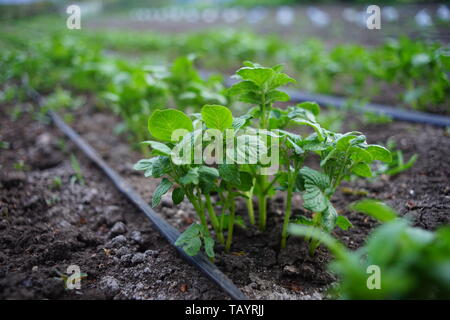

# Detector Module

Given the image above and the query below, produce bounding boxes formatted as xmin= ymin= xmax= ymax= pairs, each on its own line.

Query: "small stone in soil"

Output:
xmin=107 ymin=235 xmax=127 ymax=248
xmin=130 ymin=231 xmax=143 ymax=244
xmin=131 ymin=253 xmax=145 ymax=265
xmin=109 ymin=222 xmax=127 ymax=237
xmin=144 ymin=250 xmax=159 ymax=258
xmin=99 ymin=276 xmax=121 ymax=296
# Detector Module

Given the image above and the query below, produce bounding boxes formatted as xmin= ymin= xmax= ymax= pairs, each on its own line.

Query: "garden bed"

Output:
xmin=70 ymin=102 xmax=449 ymax=299
xmin=2 ymin=94 xmax=450 ymax=299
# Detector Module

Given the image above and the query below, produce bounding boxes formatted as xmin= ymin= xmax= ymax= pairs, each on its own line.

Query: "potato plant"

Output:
xmin=289 ymin=200 xmax=450 ymax=299
xmin=135 ymin=62 xmax=392 ymax=259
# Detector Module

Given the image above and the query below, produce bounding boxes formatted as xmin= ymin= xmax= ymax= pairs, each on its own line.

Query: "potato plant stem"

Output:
xmin=187 ymin=190 xmax=209 ymax=236
xmin=225 ymin=197 xmax=236 ymax=253
xmin=281 ymin=173 xmax=295 ymax=249
xmin=205 ymin=193 xmax=224 ymax=244
xmin=245 ymin=189 xmax=255 ymax=225
xmin=258 ymin=175 xmax=268 ymax=231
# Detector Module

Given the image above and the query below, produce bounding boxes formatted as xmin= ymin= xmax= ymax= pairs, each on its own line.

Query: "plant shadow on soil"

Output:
xmin=1 ymin=102 xmax=449 ymax=299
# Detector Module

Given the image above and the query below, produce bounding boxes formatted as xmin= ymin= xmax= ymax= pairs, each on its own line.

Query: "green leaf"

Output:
xmin=351 ymin=162 xmax=373 ymax=177
xmin=237 ymin=67 xmax=275 ymax=87
xmin=148 ymin=109 xmax=193 ymax=142
xmin=218 ymin=164 xmax=241 ymax=185
xmin=292 ymin=118 xmax=325 ymax=141
xmin=175 ymin=223 xmax=203 ymax=256
xmin=152 ymin=178 xmax=173 ymax=207
xmin=134 ymin=156 xmax=170 ymax=178
xmin=366 ymin=145 xmax=392 ymax=163
xmin=336 ymin=215 xmax=353 ymax=231
xmin=141 ymin=141 xmax=172 ymax=156
xmin=299 ymin=167 xmax=331 ymax=213
xmin=180 ymin=167 xmax=200 ymax=185
xmin=184 ymin=237 xmax=202 ymax=256
xmin=349 ymin=199 xmax=398 ymax=222
xmin=198 ymin=165 xmax=219 ymax=180
xmin=227 ymin=80 xmax=259 ymax=96
xmin=269 ymin=72 xmax=296 ymax=89
xmin=172 ymin=187 xmax=185 ymax=205
xmin=238 ymin=171 xmax=254 ymax=191
xmin=350 ymin=146 xmax=373 ymax=163
xmin=235 ymin=134 xmax=266 ymax=163
xmin=266 ymin=90 xmax=290 ymax=103
xmin=201 ymin=104 xmax=233 ymax=131
xmin=297 ymin=101 xmax=320 ymax=116
xmin=203 ymin=236 xmax=215 ymax=258
xmin=322 ymin=204 xmax=338 ymax=232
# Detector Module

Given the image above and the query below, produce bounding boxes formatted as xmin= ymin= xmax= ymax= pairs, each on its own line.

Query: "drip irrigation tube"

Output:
xmin=220 ymin=75 xmax=450 ymax=128
xmin=26 ymin=88 xmax=247 ymax=300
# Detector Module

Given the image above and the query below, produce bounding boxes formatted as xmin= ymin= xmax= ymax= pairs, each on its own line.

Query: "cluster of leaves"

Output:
xmin=289 ymin=199 xmax=450 ymax=299
xmin=135 ymin=62 xmax=392 ymax=258
xmin=102 ymin=55 xmax=226 ymax=151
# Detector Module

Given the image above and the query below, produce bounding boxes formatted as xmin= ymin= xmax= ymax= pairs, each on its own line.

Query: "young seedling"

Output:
xmin=294 ymin=128 xmax=392 ymax=254
xmin=70 ymin=154 xmax=85 ymax=185
xmin=227 ymin=61 xmax=295 ymax=231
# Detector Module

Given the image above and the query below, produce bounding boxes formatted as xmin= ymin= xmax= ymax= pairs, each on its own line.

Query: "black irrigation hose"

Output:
xmin=285 ymin=89 xmax=450 ymax=128
xmin=26 ymin=88 xmax=247 ymax=300
xmin=220 ymin=76 xmax=450 ymax=128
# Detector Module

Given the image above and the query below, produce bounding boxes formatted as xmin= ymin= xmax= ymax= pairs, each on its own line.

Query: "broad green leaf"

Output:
xmin=237 ymin=67 xmax=275 ymax=87
xmin=350 ymin=146 xmax=373 ymax=163
xmin=366 ymin=145 xmax=392 ymax=163
xmin=141 ymin=141 xmax=172 ymax=156
xmin=350 ymin=199 xmax=398 ymax=222
xmin=148 ymin=109 xmax=193 ymax=142
xmin=299 ymin=167 xmax=331 ymax=213
xmin=201 ymin=104 xmax=233 ymax=131
xmin=152 ymin=178 xmax=173 ymax=207
xmin=172 ymin=187 xmax=185 ymax=205
xmin=351 ymin=162 xmax=373 ymax=177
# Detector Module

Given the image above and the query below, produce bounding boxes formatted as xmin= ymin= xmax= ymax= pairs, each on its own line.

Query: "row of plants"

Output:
xmin=1 ymin=19 xmax=449 ymax=113
xmin=134 ymin=62 xmax=393 ymax=257
xmin=1 ymin=25 xmax=444 ymax=299
xmin=81 ymin=28 xmax=449 ymax=113
xmin=132 ymin=62 xmax=449 ymax=299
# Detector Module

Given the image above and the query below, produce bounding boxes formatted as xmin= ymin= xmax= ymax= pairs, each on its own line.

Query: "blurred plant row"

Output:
xmin=1 ymin=22 xmax=449 ymax=114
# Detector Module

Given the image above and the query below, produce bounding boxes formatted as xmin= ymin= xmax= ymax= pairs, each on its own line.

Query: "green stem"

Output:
xmin=205 ymin=193 xmax=224 ymax=244
xmin=186 ymin=189 xmax=209 ymax=236
xmin=257 ymin=175 xmax=268 ymax=231
xmin=225 ymin=195 xmax=236 ymax=253
xmin=281 ymin=173 xmax=295 ymax=249
xmin=245 ymin=180 xmax=255 ymax=225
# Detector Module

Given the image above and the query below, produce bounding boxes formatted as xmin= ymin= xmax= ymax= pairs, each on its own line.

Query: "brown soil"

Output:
xmin=1 ymin=99 xmax=449 ymax=299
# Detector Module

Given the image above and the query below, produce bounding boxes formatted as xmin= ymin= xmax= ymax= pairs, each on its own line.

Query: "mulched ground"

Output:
xmin=1 ymin=99 xmax=449 ymax=299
